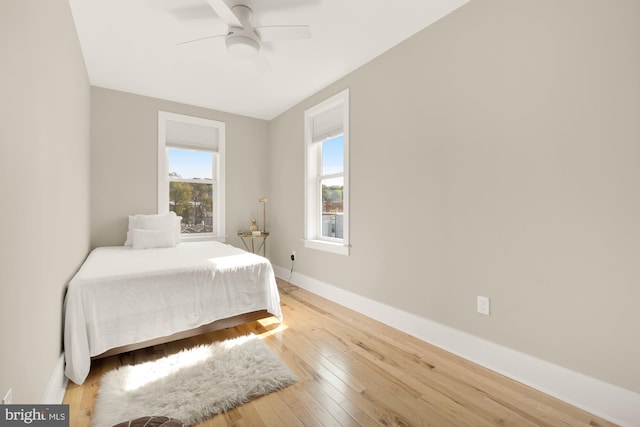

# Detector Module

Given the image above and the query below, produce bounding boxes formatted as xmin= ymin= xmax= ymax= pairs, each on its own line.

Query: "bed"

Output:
xmin=63 ymin=240 xmax=282 ymax=385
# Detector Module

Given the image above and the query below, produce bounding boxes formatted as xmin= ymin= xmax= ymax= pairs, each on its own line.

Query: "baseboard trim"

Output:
xmin=274 ymin=265 xmax=640 ymax=427
xmin=41 ymin=353 xmax=68 ymax=404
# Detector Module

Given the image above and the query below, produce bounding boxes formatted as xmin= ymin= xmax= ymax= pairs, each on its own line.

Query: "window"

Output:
xmin=304 ymin=89 xmax=350 ymax=255
xmin=158 ymin=112 xmax=225 ymax=241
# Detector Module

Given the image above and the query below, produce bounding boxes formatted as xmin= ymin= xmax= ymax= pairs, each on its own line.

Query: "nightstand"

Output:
xmin=237 ymin=231 xmax=270 ymax=256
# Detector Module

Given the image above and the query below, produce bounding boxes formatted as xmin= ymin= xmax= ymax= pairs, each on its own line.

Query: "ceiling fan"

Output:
xmin=179 ymin=0 xmax=312 ymax=69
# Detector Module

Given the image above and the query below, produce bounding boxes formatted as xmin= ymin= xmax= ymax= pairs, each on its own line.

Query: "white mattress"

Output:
xmin=64 ymin=241 xmax=282 ymax=385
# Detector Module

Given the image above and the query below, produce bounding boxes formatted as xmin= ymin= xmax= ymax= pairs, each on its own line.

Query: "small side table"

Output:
xmin=237 ymin=231 xmax=270 ymax=256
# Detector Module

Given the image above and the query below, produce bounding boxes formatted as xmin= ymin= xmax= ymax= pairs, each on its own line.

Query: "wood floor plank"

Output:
xmin=277 ymin=386 xmax=332 ymax=426
xmin=63 ymin=279 xmax=618 ymax=427
xmin=251 ymin=392 xmax=305 ymax=427
xmin=196 ymin=412 xmax=228 ymax=427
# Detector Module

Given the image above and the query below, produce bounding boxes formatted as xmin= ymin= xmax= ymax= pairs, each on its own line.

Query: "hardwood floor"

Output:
xmin=63 ymin=279 xmax=617 ymax=427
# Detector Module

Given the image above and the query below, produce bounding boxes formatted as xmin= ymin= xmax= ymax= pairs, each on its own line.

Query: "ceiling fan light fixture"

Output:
xmin=226 ymin=35 xmax=260 ymax=59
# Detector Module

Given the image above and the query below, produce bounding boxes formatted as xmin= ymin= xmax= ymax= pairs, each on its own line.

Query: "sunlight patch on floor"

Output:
xmin=123 ymin=344 xmax=214 ymax=391
xmin=121 ymin=335 xmax=256 ymax=391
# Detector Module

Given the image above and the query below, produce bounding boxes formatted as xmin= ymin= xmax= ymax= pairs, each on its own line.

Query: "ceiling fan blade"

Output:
xmin=206 ymin=0 xmax=242 ymax=27
xmin=255 ymin=25 xmax=311 ymax=42
xmin=177 ymin=34 xmax=226 ymax=46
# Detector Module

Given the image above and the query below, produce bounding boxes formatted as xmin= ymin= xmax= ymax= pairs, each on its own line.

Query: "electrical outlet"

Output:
xmin=477 ymin=296 xmax=490 ymax=315
xmin=290 ymin=250 xmax=295 ymax=261
xmin=3 ymin=388 xmax=12 ymax=404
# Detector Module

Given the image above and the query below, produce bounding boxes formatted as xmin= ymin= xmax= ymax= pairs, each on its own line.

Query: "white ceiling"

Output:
xmin=69 ymin=0 xmax=470 ymax=120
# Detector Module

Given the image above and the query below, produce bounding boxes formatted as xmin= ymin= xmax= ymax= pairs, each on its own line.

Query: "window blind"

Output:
xmin=311 ymin=104 xmax=343 ymax=143
xmin=166 ymin=120 xmax=219 ymax=151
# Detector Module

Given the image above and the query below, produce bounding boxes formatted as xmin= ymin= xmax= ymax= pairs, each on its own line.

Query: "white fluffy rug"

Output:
xmin=92 ymin=335 xmax=296 ymax=427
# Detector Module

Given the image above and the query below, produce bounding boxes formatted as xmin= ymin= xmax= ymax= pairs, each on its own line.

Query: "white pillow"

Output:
xmin=131 ymin=228 xmax=176 ymax=249
xmin=124 ymin=212 xmax=181 ymax=245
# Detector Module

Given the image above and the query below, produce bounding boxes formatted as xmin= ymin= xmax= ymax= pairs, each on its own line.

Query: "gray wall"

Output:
xmin=90 ymin=87 xmax=270 ymax=250
xmin=0 ymin=0 xmax=91 ymax=403
xmin=268 ymin=0 xmax=640 ymax=393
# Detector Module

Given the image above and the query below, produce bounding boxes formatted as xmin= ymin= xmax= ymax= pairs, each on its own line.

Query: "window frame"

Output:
xmin=304 ymin=89 xmax=350 ymax=255
xmin=158 ymin=111 xmax=226 ymax=242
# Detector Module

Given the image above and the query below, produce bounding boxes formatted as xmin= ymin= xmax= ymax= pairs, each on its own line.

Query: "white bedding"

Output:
xmin=64 ymin=241 xmax=282 ymax=385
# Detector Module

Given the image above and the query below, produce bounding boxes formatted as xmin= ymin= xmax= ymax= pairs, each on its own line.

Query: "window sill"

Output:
xmin=303 ymin=239 xmax=350 ymax=256
xmin=180 ymin=234 xmax=226 ymax=243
